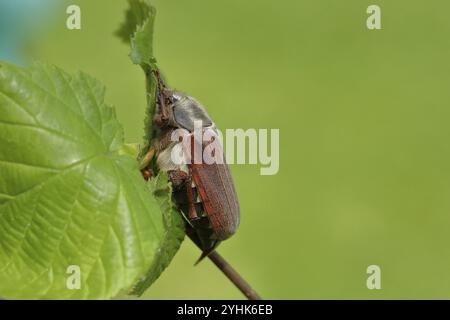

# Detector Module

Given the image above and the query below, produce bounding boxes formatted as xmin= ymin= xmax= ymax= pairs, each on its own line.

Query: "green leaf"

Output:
xmin=130 ymin=172 xmax=185 ymax=296
xmin=117 ymin=0 xmax=159 ymax=158
xmin=0 ymin=61 xmax=181 ymax=299
xmin=116 ymin=0 xmax=157 ymax=70
xmin=119 ymin=143 xmax=140 ymax=158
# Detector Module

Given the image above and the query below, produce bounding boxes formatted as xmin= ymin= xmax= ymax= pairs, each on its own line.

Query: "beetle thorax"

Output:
xmin=169 ymin=91 xmax=215 ymax=131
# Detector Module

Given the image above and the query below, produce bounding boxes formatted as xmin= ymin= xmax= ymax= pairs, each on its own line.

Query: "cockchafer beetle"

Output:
xmin=140 ymin=71 xmax=240 ymax=263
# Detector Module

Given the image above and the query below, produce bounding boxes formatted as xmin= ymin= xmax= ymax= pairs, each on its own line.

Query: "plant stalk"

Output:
xmin=207 ymin=250 xmax=262 ymax=300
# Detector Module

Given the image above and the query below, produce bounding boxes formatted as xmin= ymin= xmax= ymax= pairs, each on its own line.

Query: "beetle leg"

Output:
xmin=154 ymin=94 xmax=169 ymax=126
xmin=154 ymin=70 xmax=170 ymax=125
xmin=158 ymin=92 xmax=169 ymax=122
xmin=185 ymin=166 xmax=201 ymax=221
xmin=185 ymin=176 xmax=200 ymax=221
xmin=141 ymin=169 xmax=153 ymax=181
xmin=139 ymin=147 xmax=156 ymax=170
xmin=168 ymin=170 xmax=189 ymax=188
xmin=169 ymin=170 xmax=200 ymax=221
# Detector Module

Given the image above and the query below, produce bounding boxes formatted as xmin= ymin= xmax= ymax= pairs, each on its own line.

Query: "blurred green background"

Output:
xmin=8 ymin=0 xmax=450 ymax=299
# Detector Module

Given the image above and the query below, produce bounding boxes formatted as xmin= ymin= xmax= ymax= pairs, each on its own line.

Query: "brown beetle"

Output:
xmin=140 ymin=72 xmax=240 ymax=263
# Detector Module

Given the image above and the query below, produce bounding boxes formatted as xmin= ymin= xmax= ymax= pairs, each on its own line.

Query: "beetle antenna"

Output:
xmin=154 ymin=69 xmax=167 ymax=89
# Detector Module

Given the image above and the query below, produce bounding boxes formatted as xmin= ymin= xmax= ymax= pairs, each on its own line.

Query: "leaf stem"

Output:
xmin=207 ymin=250 xmax=262 ymax=300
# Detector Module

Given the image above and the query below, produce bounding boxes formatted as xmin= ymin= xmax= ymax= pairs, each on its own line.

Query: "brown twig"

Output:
xmin=207 ymin=250 xmax=262 ymax=300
